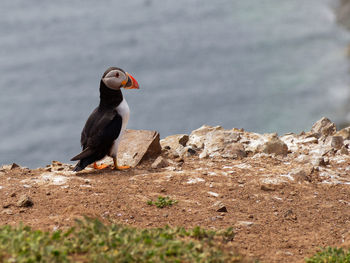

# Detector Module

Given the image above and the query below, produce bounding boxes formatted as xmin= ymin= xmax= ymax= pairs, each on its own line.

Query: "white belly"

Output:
xmin=109 ymin=98 xmax=130 ymax=157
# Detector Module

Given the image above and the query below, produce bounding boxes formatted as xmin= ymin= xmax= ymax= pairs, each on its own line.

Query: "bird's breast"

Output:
xmin=116 ymin=98 xmax=130 ymax=127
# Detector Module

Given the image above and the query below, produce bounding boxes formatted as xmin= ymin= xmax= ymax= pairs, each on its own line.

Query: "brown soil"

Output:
xmin=1 ymin=154 xmax=350 ymax=263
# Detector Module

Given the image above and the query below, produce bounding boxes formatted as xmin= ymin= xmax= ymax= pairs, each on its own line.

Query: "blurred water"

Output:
xmin=0 ymin=0 xmax=349 ymax=168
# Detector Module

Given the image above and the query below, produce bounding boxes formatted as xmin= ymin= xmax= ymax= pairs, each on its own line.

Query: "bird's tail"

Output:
xmin=73 ymin=159 xmax=91 ymax=172
xmin=71 ymin=147 xmax=95 ymax=172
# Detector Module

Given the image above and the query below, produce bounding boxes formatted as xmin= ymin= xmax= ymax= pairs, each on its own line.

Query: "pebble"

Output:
xmin=151 ymin=156 xmax=169 ymax=169
xmin=17 ymin=195 xmax=33 ymax=207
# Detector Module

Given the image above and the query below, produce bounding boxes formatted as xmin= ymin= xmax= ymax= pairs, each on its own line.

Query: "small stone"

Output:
xmin=217 ymin=206 xmax=228 ymax=213
xmin=312 ymin=157 xmax=326 ymax=166
xmin=237 ymin=221 xmax=254 ymax=227
xmin=151 ymin=156 xmax=169 ymax=169
xmin=17 ymin=195 xmax=33 ymax=207
xmin=208 ymin=191 xmax=220 ymax=197
xmin=290 ymin=168 xmax=312 ymax=182
xmin=1 ymin=209 xmax=13 ymax=215
xmin=260 ymin=177 xmax=287 ymax=191
xmin=52 ymin=161 xmax=63 ymax=166
xmin=2 ymin=204 xmax=11 ymax=209
xmin=178 ymin=146 xmax=197 ymax=158
xmin=263 ymin=138 xmax=288 ymax=156
xmin=335 ymin=127 xmax=350 ymax=140
xmin=340 ymin=146 xmax=349 ymax=155
xmin=284 ymin=209 xmax=297 ymax=221
xmin=311 ymin=117 xmax=336 ymax=138
xmin=261 ymin=184 xmax=276 ymax=191
xmin=10 ymin=163 xmax=20 ymax=170
xmin=331 ymin=136 xmax=344 ymax=150
xmin=199 ymin=150 xmax=209 ymax=159
xmin=2 ymin=163 xmax=20 ymax=171
xmin=10 ymin=192 xmax=16 ymax=197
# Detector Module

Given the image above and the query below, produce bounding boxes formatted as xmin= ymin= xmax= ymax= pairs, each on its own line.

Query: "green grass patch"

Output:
xmin=0 ymin=217 xmax=250 ymax=262
xmin=147 ymin=196 xmax=178 ymax=208
xmin=305 ymin=247 xmax=350 ymax=263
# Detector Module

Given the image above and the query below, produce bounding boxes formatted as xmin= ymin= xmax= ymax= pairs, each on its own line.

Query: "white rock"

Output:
xmin=207 ymin=191 xmax=219 ymax=197
xmin=186 ymin=178 xmax=205 ymax=184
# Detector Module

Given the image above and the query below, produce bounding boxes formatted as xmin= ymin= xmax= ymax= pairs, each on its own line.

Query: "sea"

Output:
xmin=1 ymin=0 xmax=350 ymax=168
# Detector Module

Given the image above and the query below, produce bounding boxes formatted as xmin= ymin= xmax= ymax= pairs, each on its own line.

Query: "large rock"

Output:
xmin=186 ymin=125 xmax=244 ymax=158
xmin=160 ymin=134 xmax=189 ymax=149
xmin=102 ymin=129 xmax=161 ymax=167
xmin=188 ymin=125 xmax=224 ymax=149
xmin=311 ymin=117 xmax=336 ymax=138
xmin=263 ymin=137 xmax=288 ymax=156
xmin=222 ymin=143 xmax=247 ymax=159
xmin=160 ymin=134 xmax=189 ymax=158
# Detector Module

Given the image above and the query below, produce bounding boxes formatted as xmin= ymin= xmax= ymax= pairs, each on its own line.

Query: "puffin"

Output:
xmin=71 ymin=67 xmax=139 ymax=172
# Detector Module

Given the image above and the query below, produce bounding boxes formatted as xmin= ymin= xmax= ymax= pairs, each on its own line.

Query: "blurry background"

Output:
xmin=1 ymin=0 xmax=350 ymax=168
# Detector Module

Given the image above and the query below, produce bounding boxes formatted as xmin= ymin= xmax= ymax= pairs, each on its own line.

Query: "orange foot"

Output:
xmin=114 ymin=165 xmax=130 ymax=170
xmin=93 ymin=162 xmax=109 ymax=170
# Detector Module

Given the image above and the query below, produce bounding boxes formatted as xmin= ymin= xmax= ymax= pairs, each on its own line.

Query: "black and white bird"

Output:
xmin=71 ymin=67 xmax=139 ymax=172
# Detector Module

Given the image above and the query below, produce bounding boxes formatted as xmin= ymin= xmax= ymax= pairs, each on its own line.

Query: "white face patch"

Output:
xmin=102 ymin=69 xmax=128 ymax=90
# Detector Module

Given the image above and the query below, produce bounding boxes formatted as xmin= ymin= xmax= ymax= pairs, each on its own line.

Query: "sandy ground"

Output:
xmin=1 ymin=152 xmax=350 ymax=263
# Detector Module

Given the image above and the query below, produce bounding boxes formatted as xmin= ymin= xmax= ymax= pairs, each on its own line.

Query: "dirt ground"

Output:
xmin=1 ymin=154 xmax=350 ymax=263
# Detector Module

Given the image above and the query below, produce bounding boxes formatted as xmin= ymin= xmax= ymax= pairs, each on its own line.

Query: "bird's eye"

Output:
xmin=116 ymin=72 xmax=120 ymax=78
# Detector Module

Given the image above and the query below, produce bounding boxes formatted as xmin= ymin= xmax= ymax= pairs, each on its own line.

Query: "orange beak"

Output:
xmin=124 ymin=72 xmax=139 ymax=89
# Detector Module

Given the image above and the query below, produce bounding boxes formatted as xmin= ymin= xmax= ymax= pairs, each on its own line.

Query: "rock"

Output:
xmin=1 ymin=163 xmax=20 ymax=171
xmin=284 ymin=209 xmax=297 ymax=221
xmin=2 ymin=204 xmax=11 ymax=209
xmin=211 ymin=201 xmax=228 ymax=212
xmin=331 ymin=136 xmax=344 ymax=150
xmin=1 ymin=209 xmax=13 ymax=215
xmin=222 ymin=143 xmax=247 ymax=159
xmin=178 ymin=146 xmax=197 ymax=158
xmin=188 ymin=125 xmax=224 ymax=149
xmin=204 ymin=130 xmax=241 ymax=157
xmin=340 ymin=146 xmax=349 ymax=155
xmin=290 ymin=167 xmax=312 ymax=182
xmin=236 ymin=221 xmax=254 ymax=227
xmin=311 ymin=157 xmax=327 ymax=167
xmin=160 ymin=134 xmax=189 ymax=150
xmin=311 ymin=117 xmax=336 ymax=138
xmin=208 ymin=191 xmax=220 ymax=197
xmin=262 ymin=138 xmax=288 ymax=156
xmin=260 ymin=177 xmax=288 ymax=191
xmin=51 ymin=160 xmax=63 ymax=166
xmin=17 ymin=195 xmax=33 ymax=207
xmin=217 ymin=205 xmax=228 ymax=213
xmin=335 ymin=127 xmax=350 ymax=140
xmin=199 ymin=150 xmax=209 ymax=159
xmin=151 ymin=156 xmax=169 ymax=169
xmin=102 ymin=129 xmax=161 ymax=167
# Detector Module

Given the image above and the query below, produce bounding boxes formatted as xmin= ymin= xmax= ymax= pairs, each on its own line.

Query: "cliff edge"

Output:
xmin=1 ymin=117 xmax=350 ymax=263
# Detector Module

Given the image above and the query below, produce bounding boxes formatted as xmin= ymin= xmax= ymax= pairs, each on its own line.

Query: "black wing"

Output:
xmin=71 ymin=107 xmax=122 ymax=162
